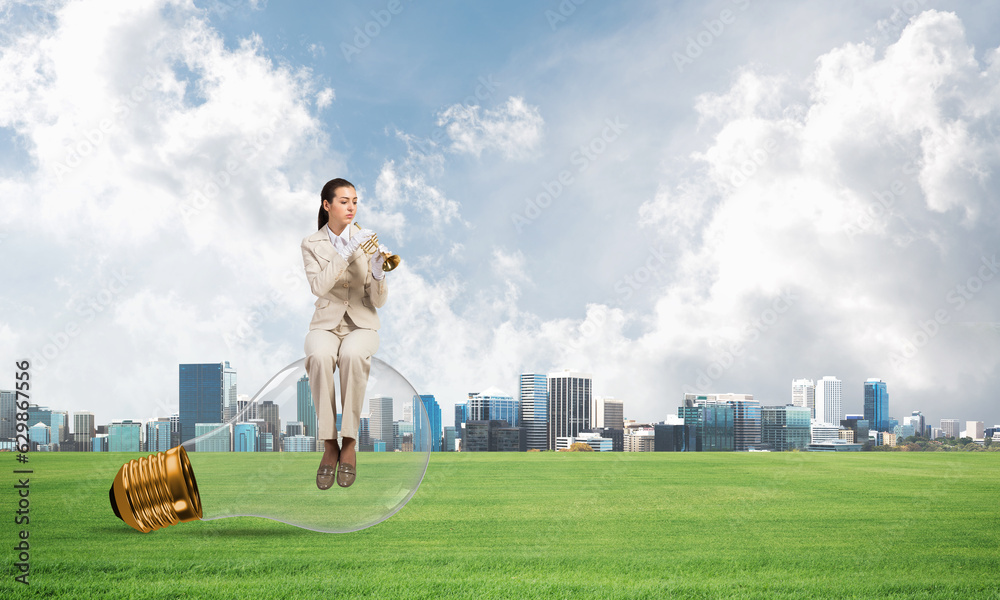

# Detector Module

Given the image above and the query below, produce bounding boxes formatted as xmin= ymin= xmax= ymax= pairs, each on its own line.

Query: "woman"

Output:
xmin=302 ymin=178 xmax=389 ymax=489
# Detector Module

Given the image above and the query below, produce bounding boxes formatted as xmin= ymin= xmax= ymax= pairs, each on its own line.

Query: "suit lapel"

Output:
xmin=308 ymin=225 xmax=365 ymax=265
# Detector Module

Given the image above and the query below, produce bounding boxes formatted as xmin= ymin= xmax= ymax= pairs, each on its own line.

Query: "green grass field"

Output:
xmin=2 ymin=452 xmax=999 ymax=599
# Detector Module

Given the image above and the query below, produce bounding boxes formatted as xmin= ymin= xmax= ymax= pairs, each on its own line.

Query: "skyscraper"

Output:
xmin=966 ymin=421 xmax=985 ymax=440
xmin=443 ymin=425 xmax=457 ymax=451
xmin=679 ymin=398 xmax=735 ymax=451
xmin=179 ymin=362 xmax=234 ymax=445
xmin=863 ymin=379 xmax=889 ymax=432
xmin=236 ymin=394 xmax=256 ymax=422
xmin=547 ymin=370 xmax=592 ymax=450
xmin=684 ymin=393 xmax=759 ymax=451
xmin=940 ymin=419 xmax=961 ymax=439
xmin=454 ymin=402 xmax=468 ymax=440
xmin=791 ymin=379 xmax=816 ymax=419
xmin=815 ymin=376 xmax=843 ymax=425
xmin=370 ymin=396 xmax=394 ymax=452
xmin=761 ymin=406 xmax=811 ymax=451
xmin=592 ymin=397 xmax=624 ymax=430
xmin=519 ymin=373 xmax=548 ymax=451
xmin=1 ymin=390 xmax=16 ymax=442
xmin=145 ymin=418 xmax=172 ymax=452
xmin=259 ymin=400 xmax=280 ymax=449
xmin=296 ymin=375 xmax=318 ymax=447
xmin=26 ymin=404 xmax=53 ymax=431
xmin=234 ymin=422 xmax=259 ymax=451
xmin=73 ymin=411 xmax=95 ymax=451
xmin=195 ymin=423 xmax=231 ymax=452
xmin=841 ymin=415 xmax=871 ymax=447
xmin=109 ymin=420 xmax=142 ymax=452
xmin=468 ymin=388 xmax=519 ymax=426
xmin=418 ymin=395 xmax=442 ymax=452
xmin=910 ymin=411 xmax=926 ymax=437
xmin=222 ymin=363 xmax=237 ymax=422
xmin=51 ymin=410 xmax=69 ymax=445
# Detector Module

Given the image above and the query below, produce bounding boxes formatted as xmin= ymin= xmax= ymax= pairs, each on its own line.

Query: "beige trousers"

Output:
xmin=304 ymin=314 xmax=379 ymax=441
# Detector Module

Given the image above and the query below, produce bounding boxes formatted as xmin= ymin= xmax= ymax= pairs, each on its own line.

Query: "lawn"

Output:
xmin=2 ymin=451 xmax=999 ymax=599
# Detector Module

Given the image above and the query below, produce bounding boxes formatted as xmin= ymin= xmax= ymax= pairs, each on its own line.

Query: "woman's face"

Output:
xmin=323 ymin=186 xmax=357 ymax=232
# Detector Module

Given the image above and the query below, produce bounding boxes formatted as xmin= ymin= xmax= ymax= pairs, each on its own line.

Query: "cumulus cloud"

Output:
xmin=0 ymin=0 xmax=334 ymax=422
xmin=377 ymin=10 xmax=1000 ymax=423
xmin=437 ymin=96 xmax=544 ymax=160
xmin=4 ymin=3 xmax=998 ymax=430
xmin=316 ymin=87 xmax=334 ymax=109
xmin=633 ymin=9 xmax=1000 ymax=413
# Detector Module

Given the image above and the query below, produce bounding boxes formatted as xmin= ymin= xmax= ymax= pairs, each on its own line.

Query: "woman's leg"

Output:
xmin=337 ymin=327 xmax=379 ymax=470
xmin=305 ymin=329 xmax=344 ymax=468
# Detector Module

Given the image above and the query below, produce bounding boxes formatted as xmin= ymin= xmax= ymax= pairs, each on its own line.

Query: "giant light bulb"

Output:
xmin=109 ymin=357 xmax=430 ymax=533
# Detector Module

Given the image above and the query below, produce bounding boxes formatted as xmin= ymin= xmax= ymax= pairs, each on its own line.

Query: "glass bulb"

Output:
xmin=109 ymin=357 xmax=430 ymax=533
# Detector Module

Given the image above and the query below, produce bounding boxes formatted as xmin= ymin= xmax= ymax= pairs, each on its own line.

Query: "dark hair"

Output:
xmin=318 ymin=178 xmax=355 ymax=230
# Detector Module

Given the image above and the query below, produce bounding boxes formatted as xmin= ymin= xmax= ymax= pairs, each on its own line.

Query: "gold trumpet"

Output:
xmin=355 ymin=222 xmax=401 ymax=271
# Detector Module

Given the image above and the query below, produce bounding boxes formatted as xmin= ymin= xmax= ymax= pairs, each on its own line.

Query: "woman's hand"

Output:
xmin=342 ymin=228 xmax=375 ymax=260
xmin=370 ymin=244 xmax=389 ymax=278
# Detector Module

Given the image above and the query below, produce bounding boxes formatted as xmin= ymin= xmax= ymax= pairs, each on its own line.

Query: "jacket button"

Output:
xmin=343 ymin=301 xmax=349 ymax=305
xmin=343 ymin=283 xmax=349 ymax=287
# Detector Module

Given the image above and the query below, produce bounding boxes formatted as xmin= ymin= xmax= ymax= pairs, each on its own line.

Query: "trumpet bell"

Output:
xmin=355 ymin=222 xmax=401 ymax=271
xmin=382 ymin=254 xmax=401 ymax=271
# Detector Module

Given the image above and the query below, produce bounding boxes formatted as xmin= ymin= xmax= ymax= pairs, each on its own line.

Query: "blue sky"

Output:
xmin=2 ymin=0 xmax=999 ymax=434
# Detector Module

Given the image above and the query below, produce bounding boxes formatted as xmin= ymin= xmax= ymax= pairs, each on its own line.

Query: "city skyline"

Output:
xmin=4 ymin=3 xmax=1000 ymax=434
xmin=5 ymin=362 xmax=998 ymax=447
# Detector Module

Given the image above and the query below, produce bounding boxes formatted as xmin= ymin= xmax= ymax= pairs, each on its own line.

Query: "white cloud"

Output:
xmin=0 ymin=0 xmax=335 ymax=423
xmin=316 ymin=86 xmax=334 ymax=109
xmin=633 ymin=9 xmax=1000 ymax=407
xmin=375 ymin=10 xmax=1000 ymax=424
xmin=4 ymin=3 xmax=999 ymax=430
xmin=437 ymin=96 xmax=544 ymax=160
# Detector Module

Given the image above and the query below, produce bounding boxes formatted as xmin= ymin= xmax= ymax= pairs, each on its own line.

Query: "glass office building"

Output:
xmin=654 ymin=423 xmax=696 ymax=452
xmin=761 ymin=406 xmax=811 ymax=451
xmin=678 ymin=401 xmax=735 ymax=451
xmin=547 ymin=371 xmax=592 ymax=450
xmin=109 ymin=420 xmax=142 ymax=452
xmin=454 ymin=402 xmax=468 ymax=440
xmin=418 ymin=395 xmax=442 ymax=452
xmin=296 ymin=375 xmax=318 ymax=441
xmin=863 ymin=379 xmax=889 ymax=432
xmin=519 ymin=374 xmax=548 ymax=450
xmin=195 ymin=423 xmax=231 ymax=452
xmin=179 ymin=362 xmax=234 ymax=446
xmin=234 ymin=422 xmax=259 ymax=452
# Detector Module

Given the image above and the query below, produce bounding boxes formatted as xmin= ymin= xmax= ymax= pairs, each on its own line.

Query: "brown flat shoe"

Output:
xmin=337 ymin=462 xmax=356 ymax=488
xmin=316 ymin=464 xmax=336 ymax=490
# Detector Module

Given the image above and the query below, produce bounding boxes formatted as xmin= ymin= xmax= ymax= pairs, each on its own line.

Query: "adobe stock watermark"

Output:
xmin=844 ymin=160 xmax=918 ymax=242
xmin=683 ymin=290 xmax=797 ymax=394
xmin=396 ymin=74 xmax=502 ymax=167
xmin=511 ymin=117 xmax=628 ymax=233
xmin=721 ymin=138 xmax=777 ymax=191
xmin=888 ymin=254 xmax=999 ymax=368
xmin=545 ymin=0 xmax=588 ymax=31
xmin=341 ymin=0 xmax=413 ymax=63
xmin=179 ymin=120 xmax=278 ymax=221
xmin=673 ymin=0 xmax=751 ymax=73
xmin=223 ymin=266 xmax=307 ymax=349
xmin=614 ymin=247 xmax=670 ymax=301
xmin=28 ymin=269 xmax=132 ymax=372
xmin=52 ymin=66 xmax=161 ymax=180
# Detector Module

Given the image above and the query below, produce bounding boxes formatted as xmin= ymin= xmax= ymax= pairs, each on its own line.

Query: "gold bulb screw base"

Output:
xmin=109 ymin=446 xmax=203 ymax=533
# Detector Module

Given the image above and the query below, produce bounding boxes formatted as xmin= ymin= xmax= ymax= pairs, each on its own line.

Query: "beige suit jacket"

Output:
xmin=301 ymin=225 xmax=388 ymax=331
